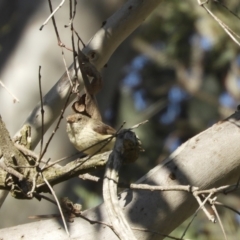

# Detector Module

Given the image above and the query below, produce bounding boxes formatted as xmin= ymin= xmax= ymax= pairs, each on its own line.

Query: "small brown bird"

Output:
xmin=66 ymin=114 xmax=116 ymax=155
xmin=66 ymin=47 xmax=116 ymax=155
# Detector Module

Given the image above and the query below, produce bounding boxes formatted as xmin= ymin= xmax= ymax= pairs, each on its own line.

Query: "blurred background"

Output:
xmin=1 ymin=0 xmax=240 ymax=239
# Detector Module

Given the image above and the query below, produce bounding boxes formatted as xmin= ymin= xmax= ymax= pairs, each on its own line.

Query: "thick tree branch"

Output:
xmin=0 ymin=148 xmax=111 ymax=194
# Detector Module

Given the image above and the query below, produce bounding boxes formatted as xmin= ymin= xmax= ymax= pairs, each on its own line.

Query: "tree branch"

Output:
xmin=0 ymin=148 xmax=111 ymax=195
xmin=1 ymin=112 xmax=240 ymax=239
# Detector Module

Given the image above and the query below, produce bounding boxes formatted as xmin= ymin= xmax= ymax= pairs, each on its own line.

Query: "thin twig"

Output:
xmin=61 ymin=48 xmax=74 ymax=88
xmin=73 ymin=28 xmax=85 ymax=47
xmin=130 ymin=183 xmax=198 ymax=192
xmin=78 ymin=214 xmax=185 ymax=240
xmin=38 ymin=66 xmax=44 ymax=156
xmin=64 ymin=0 xmax=77 ymax=27
xmin=132 ymin=227 xmax=187 ymax=240
xmin=14 ymin=144 xmax=45 ymax=164
xmin=211 ymin=204 xmax=228 ymax=240
xmin=37 ymin=0 xmax=76 ymax=162
xmin=0 ymin=160 xmax=24 ymax=181
xmin=0 ymin=79 xmax=19 ymax=103
xmin=28 ymin=172 xmax=38 ymax=197
xmin=48 ymin=0 xmax=74 ymax=88
xmin=40 ymin=0 xmax=65 ymax=30
xmin=70 ymin=0 xmax=78 ymax=89
xmin=180 ymin=212 xmax=198 ymax=240
xmin=180 ymin=193 xmax=213 ymax=239
xmin=194 ymin=192 xmax=216 ymax=222
xmin=214 ymin=201 xmax=240 ymax=215
xmin=197 ymin=185 xmax=233 ymax=195
xmin=130 ymin=120 xmax=148 ymax=130
xmin=116 ymin=121 xmax=126 ymax=133
xmin=79 ymin=173 xmax=101 ymax=182
xmin=224 ymin=177 xmax=240 ymax=194
xmin=40 ymin=152 xmax=83 ymax=170
xmin=213 ymin=0 xmax=240 ymax=21
xmin=199 ymin=1 xmax=240 ymax=47
xmin=39 ymin=90 xmax=72 ymax=164
xmin=42 ymin=174 xmax=69 ymax=236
